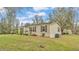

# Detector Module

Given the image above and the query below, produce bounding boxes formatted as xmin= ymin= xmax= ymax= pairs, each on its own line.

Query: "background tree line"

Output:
xmin=0 ymin=7 xmax=79 ymax=34
xmin=0 ymin=7 xmax=20 ymax=34
xmin=32 ymin=7 xmax=79 ymax=34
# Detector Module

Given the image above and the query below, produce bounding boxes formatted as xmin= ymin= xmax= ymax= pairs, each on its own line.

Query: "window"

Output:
xmin=29 ymin=26 xmax=36 ymax=32
xmin=33 ymin=27 xmax=34 ymax=32
xmin=33 ymin=26 xmax=36 ymax=32
xmin=45 ymin=25 xmax=47 ymax=32
xmin=25 ymin=30 xmax=28 ymax=32
xmin=34 ymin=26 xmax=36 ymax=32
xmin=58 ymin=27 xmax=60 ymax=32
xmin=29 ymin=27 xmax=32 ymax=32
xmin=41 ymin=25 xmax=47 ymax=32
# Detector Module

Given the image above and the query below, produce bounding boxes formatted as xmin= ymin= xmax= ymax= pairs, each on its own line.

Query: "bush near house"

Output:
xmin=31 ymin=34 xmax=37 ymax=36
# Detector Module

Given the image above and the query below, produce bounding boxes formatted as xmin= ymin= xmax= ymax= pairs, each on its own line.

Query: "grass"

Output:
xmin=0 ymin=34 xmax=79 ymax=51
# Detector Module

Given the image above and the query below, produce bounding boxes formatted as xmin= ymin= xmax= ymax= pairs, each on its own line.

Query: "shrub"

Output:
xmin=55 ymin=34 xmax=60 ymax=38
xmin=42 ymin=33 xmax=45 ymax=37
xmin=24 ymin=34 xmax=28 ymax=36
xmin=31 ymin=34 xmax=37 ymax=36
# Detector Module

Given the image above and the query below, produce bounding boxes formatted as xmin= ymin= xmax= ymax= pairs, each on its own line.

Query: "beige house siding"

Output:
xmin=23 ymin=27 xmax=29 ymax=34
xmin=23 ymin=23 xmax=61 ymax=38
xmin=28 ymin=24 xmax=50 ymax=37
xmin=28 ymin=25 xmax=40 ymax=36
xmin=50 ymin=23 xmax=61 ymax=38
xmin=38 ymin=24 xmax=50 ymax=37
xmin=36 ymin=25 xmax=41 ymax=36
xmin=44 ymin=24 xmax=50 ymax=37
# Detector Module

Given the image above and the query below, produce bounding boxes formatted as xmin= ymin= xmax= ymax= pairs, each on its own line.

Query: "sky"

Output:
xmin=0 ymin=7 xmax=79 ymax=25
xmin=0 ymin=7 xmax=54 ymax=24
xmin=16 ymin=7 xmax=54 ymax=24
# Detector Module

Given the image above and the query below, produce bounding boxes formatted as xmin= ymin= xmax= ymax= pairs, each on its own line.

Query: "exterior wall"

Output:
xmin=37 ymin=24 xmax=50 ymax=37
xmin=23 ymin=27 xmax=29 ymax=34
xmin=44 ymin=24 xmax=50 ymax=37
xmin=29 ymin=24 xmax=50 ymax=37
xmin=50 ymin=23 xmax=61 ymax=38
xmin=35 ymin=25 xmax=41 ymax=36
xmin=23 ymin=23 xmax=61 ymax=38
xmin=18 ymin=27 xmax=21 ymax=34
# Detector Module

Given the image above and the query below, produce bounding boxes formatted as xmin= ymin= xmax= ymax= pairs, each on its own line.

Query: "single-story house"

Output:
xmin=23 ymin=22 xmax=61 ymax=38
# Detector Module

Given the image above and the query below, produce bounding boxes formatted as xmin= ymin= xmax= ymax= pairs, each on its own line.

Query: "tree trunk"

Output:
xmin=61 ymin=28 xmax=64 ymax=35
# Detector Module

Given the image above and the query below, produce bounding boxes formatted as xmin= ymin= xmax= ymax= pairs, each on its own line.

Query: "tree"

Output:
xmin=33 ymin=15 xmax=44 ymax=24
xmin=0 ymin=10 xmax=9 ymax=34
xmin=48 ymin=11 xmax=54 ymax=23
xmin=5 ymin=7 xmax=16 ymax=33
xmin=73 ymin=8 xmax=79 ymax=34
xmin=38 ymin=16 xmax=44 ymax=24
xmin=52 ymin=7 xmax=75 ymax=34
xmin=20 ymin=23 xmax=24 ymax=35
xmin=66 ymin=8 xmax=75 ymax=33
xmin=4 ymin=7 xmax=20 ymax=34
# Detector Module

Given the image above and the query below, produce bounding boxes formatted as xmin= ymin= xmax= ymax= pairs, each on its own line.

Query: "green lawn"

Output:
xmin=0 ymin=34 xmax=79 ymax=51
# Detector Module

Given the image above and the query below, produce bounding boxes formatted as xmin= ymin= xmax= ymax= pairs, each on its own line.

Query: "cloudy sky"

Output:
xmin=16 ymin=7 xmax=54 ymax=23
xmin=0 ymin=7 xmax=79 ymax=24
xmin=0 ymin=7 xmax=54 ymax=24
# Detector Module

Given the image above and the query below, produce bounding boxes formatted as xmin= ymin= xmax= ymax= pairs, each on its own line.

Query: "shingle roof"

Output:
xmin=24 ymin=21 xmax=56 ymax=27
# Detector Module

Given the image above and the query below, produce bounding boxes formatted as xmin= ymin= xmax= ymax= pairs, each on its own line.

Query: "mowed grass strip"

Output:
xmin=0 ymin=34 xmax=79 ymax=51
